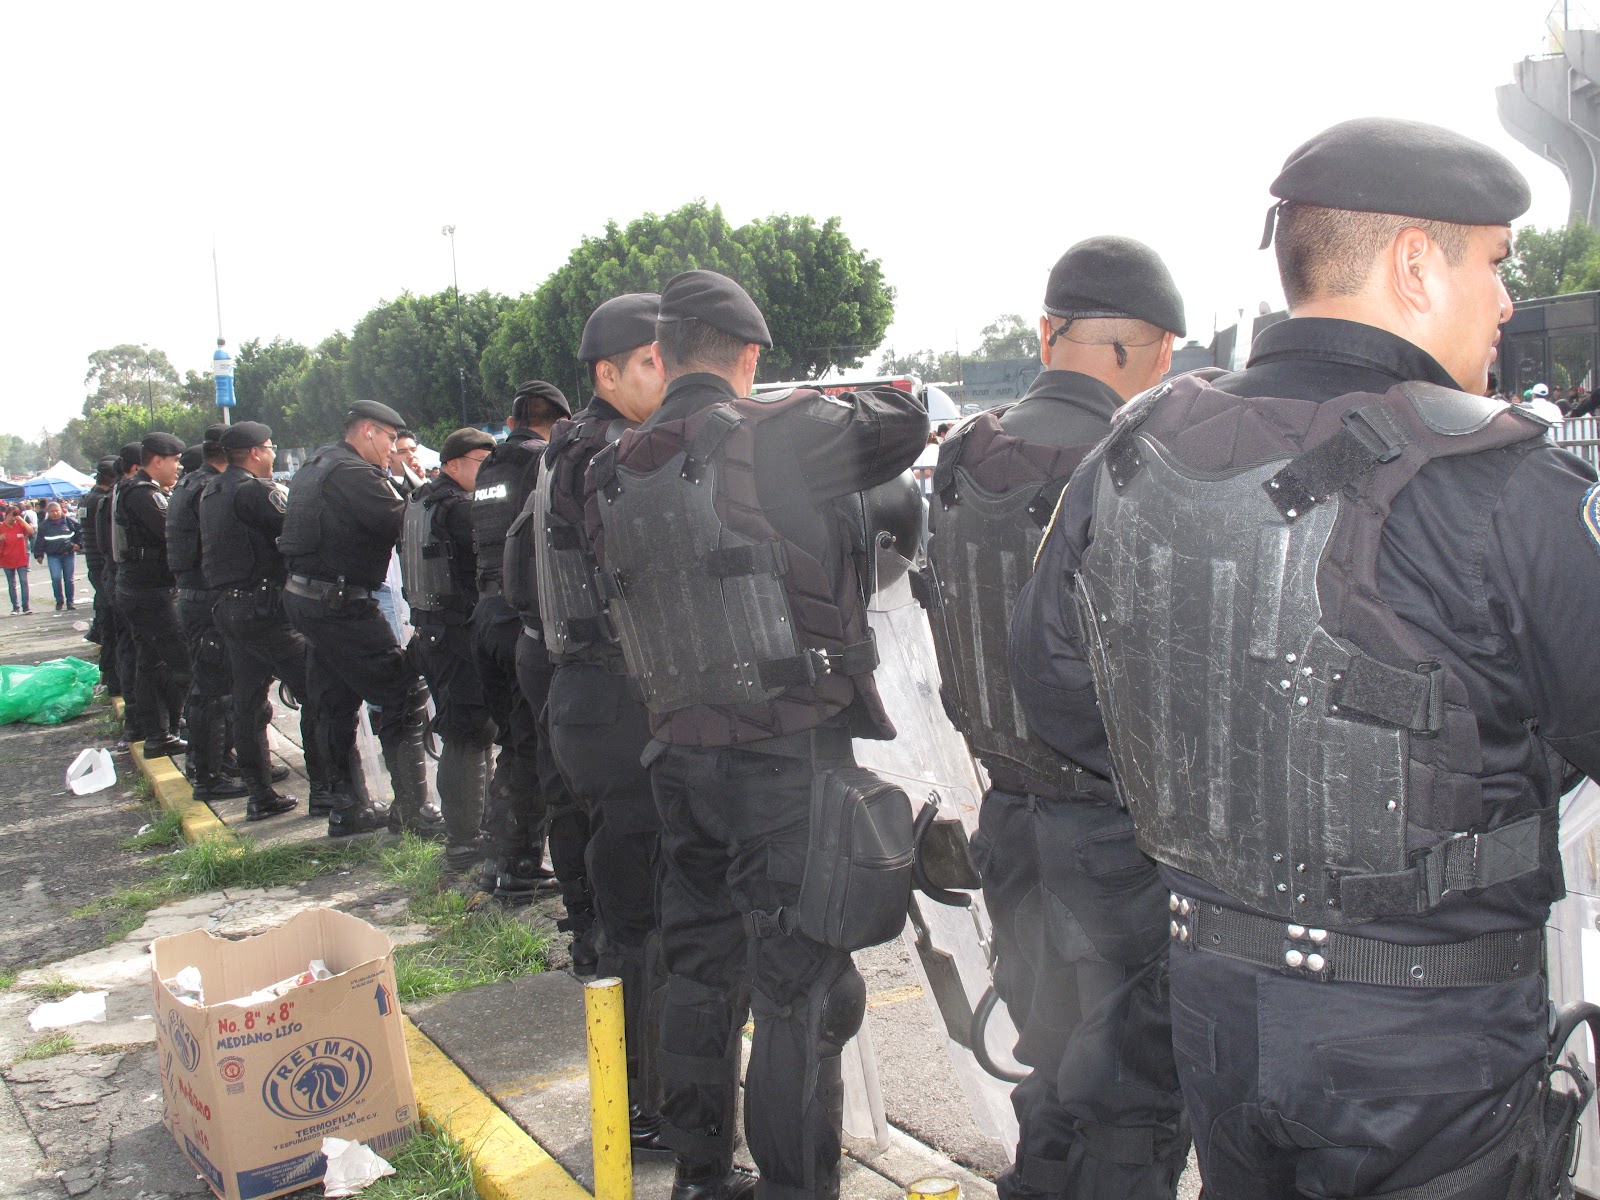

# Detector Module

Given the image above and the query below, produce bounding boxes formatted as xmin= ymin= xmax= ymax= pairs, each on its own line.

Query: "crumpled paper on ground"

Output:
xmin=28 ymin=990 xmax=108 ymax=1030
xmin=321 ymin=1136 xmax=396 ymax=1196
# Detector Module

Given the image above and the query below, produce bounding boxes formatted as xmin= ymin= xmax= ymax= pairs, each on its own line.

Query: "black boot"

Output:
xmin=630 ymin=1105 xmax=671 ymax=1153
xmin=670 ymin=1161 xmax=758 ymax=1200
xmin=307 ymin=780 xmax=336 ymax=816
xmin=385 ymin=682 xmax=444 ymax=838
xmin=326 ymin=777 xmax=385 ymax=837
xmin=143 ymin=733 xmax=189 ymax=758
xmin=246 ymin=791 xmax=298 ymax=821
xmin=192 ymin=698 xmax=248 ymax=800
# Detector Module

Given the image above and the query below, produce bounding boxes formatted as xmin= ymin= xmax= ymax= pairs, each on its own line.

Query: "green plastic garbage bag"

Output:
xmin=0 ymin=657 xmax=100 ymax=726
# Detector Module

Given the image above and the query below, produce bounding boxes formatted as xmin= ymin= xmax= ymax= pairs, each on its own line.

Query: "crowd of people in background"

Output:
xmin=0 ymin=496 xmax=81 ymax=614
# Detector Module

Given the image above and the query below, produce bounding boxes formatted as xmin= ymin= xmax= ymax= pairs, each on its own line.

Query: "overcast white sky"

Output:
xmin=0 ymin=0 xmax=1585 ymax=440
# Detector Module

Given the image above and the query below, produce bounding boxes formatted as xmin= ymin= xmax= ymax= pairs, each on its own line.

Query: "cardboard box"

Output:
xmin=151 ymin=908 xmax=417 ymax=1200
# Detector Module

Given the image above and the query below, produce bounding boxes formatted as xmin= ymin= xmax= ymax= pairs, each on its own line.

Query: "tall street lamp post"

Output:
xmin=442 ymin=225 xmax=468 ymax=424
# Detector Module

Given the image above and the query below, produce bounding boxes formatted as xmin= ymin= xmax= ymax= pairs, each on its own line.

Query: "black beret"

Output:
xmin=203 ymin=423 xmax=229 ymax=445
xmin=346 ymin=399 xmax=407 ymax=429
xmin=221 ymin=421 xmax=272 ymax=450
xmin=657 ymin=270 xmax=772 ymax=347
xmin=179 ymin=445 xmax=204 ymax=472
xmin=1044 ymin=236 xmax=1186 ymax=337
xmin=119 ymin=442 xmax=143 ymax=470
xmin=141 ymin=432 xmax=185 ymax=457
xmin=512 ymin=380 xmax=572 ymax=419
xmin=1261 ymin=117 xmax=1531 ymax=248
xmin=579 ymin=293 xmax=661 ymax=362
xmin=96 ymin=456 xmax=120 ymax=479
xmin=439 ymin=427 xmax=496 ymax=462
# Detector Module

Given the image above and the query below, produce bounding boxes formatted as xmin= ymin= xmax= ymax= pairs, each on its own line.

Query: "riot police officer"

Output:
xmin=201 ymin=421 xmax=318 ymax=821
xmin=469 ymin=380 xmax=570 ymax=890
xmin=104 ymin=442 xmax=143 ymax=739
xmin=114 ymin=432 xmax=190 ymax=759
xmin=586 ymin=271 xmax=927 ymax=1200
xmin=535 ymin=294 xmax=668 ymax=1148
xmin=1012 ymin=118 xmax=1600 ymax=1198
xmin=168 ymin=426 xmax=245 ymax=801
xmin=80 ymin=457 xmax=119 ymax=690
xmin=927 ymin=238 xmax=1188 ymax=1200
xmin=399 ymin=427 xmax=497 ymax=858
xmin=279 ymin=400 xmax=432 ymax=838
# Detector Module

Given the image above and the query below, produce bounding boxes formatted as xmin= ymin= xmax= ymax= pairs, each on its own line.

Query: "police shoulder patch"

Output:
xmin=152 ymin=492 xmax=169 ymax=512
xmin=269 ymin=485 xmax=288 ymax=513
xmin=1583 ymin=483 xmax=1600 ymax=555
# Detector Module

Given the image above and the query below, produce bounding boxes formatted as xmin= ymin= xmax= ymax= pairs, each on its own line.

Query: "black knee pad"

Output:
xmin=813 ymin=961 xmax=866 ymax=1052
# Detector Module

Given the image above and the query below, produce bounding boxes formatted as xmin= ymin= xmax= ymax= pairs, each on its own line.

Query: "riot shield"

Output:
xmin=1544 ymin=772 xmax=1600 ymax=1195
xmin=852 ymin=537 xmax=1021 ymax=1149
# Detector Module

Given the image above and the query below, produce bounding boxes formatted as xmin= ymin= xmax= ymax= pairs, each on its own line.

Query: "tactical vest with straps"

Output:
xmin=1076 ymin=374 xmax=1552 ymax=926
xmin=532 ymin=416 xmax=624 ymax=661
xmin=112 ymin=476 xmax=164 ymax=564
xmin=591 ymin=389 xmax=886 ymax=736
xmin=399 ymin=483 xmax=473 ymax=618
xmin=471 ymin=432 xmax=545 ymax=587
xmin=923 ymin=407 xmax=1105 ymax=797
xmin=164 ymin=466 xmax=214 ymax=584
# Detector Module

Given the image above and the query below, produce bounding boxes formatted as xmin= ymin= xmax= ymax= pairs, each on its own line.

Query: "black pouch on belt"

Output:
xmin=796 ymin=766 xmax=915 ymax=952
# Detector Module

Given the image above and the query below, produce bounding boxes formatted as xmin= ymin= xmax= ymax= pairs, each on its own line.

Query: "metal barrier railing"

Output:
xmin=1558 ymin=415 xmax=1600 ymax=471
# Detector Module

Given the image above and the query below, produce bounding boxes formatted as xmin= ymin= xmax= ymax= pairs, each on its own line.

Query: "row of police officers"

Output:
xmin=88 ymin=112 xmax=1600 ymax=1200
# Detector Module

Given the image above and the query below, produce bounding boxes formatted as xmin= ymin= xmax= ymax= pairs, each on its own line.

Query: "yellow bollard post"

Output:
xmin=585 ymin=976 xmax=633 ymax=1200
xmin=906 ymin=1178 xmax=961 ymax=1200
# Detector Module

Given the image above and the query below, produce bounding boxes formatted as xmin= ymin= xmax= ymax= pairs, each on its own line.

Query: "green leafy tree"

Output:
xmin=78 ymin=402 xmax=214 ymax=463
xmin=481 ymin=201 xmax=895 ymax=397
xmin=83 ymin=344 xmax=182 ymax=415
xmin=972 ymin=314 xmax=1041 ymax=361
xmin=347 ymin=289 xmax=510 ymax=432
xmin=1502 ymin=220 xmax=1600 ymax=300
xmin=279 ymin=333 xmax=352 ymax=450
xmin=877 ymin=348 xmax=964 ymax=381
xmin=233 ymin=336 xmax=312 ymax=429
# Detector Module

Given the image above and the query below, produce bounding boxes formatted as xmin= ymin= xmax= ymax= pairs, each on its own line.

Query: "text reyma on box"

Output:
xmin=151 ymin=908 xmax=416 ymax=1200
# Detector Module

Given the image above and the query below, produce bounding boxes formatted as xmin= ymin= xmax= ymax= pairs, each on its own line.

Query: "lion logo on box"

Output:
xmin=262 ymin=1038 xmax=373 ymax=1120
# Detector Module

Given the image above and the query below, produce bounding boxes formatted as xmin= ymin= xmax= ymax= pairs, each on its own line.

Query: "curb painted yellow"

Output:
xmin=404 ymin=1016 xmax=594 ymax=1200
xmin=114 ymin=697 xmax=234 ymax=845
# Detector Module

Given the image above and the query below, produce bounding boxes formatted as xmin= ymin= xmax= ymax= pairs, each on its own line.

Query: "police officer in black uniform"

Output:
xmin=105 ymin=442 xmax=143 ymax=738
xmin=399 ymin=427 xmax=497 ymax=858
xmin=114 ymin=432 xmax=190 ymax=759
xmin=280 ymin=400 xmax=432 ymax=837
xmin=1012 ymin=118 xmax=1600 ymax=1199
xmin=80 ymin=456 xmax=120 ymax=688
xmin=537 ymin=293 xmax=669 ymax=1146
xmin=469 ymin=380 xmax=570 ymax=887
xmin=927 ymin=239 xmax=1188 ymax=1200
xmin=168 ymin=426 xmax=245 ymax=801
xmin=586 ymin=271 xmax=927 ymax=1200
xmin=201 ymin=420 xmax=317 ymax=822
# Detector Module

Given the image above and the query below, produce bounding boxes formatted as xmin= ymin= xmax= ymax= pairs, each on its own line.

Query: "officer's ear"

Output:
xmin=1156 ymin=331 xmax=1175 ymax=376
xmin=1390 ymin=226 xmax=1438 ymax=316
xmin=1038 ymin=316 xmax=1053 ymax=368
xmin=649 ymin=342 xmax=668 ymax=383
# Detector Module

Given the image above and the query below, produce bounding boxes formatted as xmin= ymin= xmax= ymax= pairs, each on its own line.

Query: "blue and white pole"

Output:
xmin=213 ymin=338 xmax=235 ymax=424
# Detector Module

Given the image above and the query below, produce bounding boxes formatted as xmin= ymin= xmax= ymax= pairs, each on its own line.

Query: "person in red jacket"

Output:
xmin=0 ymin=505 xmax=32 ymax=614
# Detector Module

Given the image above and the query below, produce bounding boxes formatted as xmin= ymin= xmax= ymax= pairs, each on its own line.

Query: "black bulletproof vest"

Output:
xmin=533 ymin=417 xmax=625 ymax=662
xmin=165 ymin=465 xmax=216 ymax=587
xmin=201 ymin=467 xmax=284 ymax=589
xmin=925 ymin=409 xmax=1098 ymax=796
xmin=471 ymin=432 xmax=545 ymax=587
xmin=1077 ymin=375 xmax=1551 ymax=926
xmin=279 ymin=444 xmax=396 ymax=589
xmin=80 ymin=489 xmax=106 ymax=560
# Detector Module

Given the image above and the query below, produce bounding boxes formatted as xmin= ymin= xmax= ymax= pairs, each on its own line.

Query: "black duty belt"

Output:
xmin=1169 ymin=892 xmax=1541 ymax=988
xmin=221 ymin=583 xmax=279 ymax=601
xmin=176 ymin=587 xmax=220 ymax=602
xmin=284 ymin=574 xmax=372 ymax=603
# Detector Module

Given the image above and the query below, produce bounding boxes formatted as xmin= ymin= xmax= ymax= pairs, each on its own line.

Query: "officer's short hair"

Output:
xmin=588 ymin=350 xmax=632 ymax=389
xmin=225 ymin=446 xmax=253 ymax=467
xmin=656 ymin=319 xmax=746 ymax=374
xmin=1275 ymin=202 xmax=1471 ymax=307
xmin=395 ymin=428 xmax=416 ymax=446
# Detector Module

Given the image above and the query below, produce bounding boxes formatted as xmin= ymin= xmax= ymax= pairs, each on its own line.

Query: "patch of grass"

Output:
xmin=73 ymin=836 xmax=380 ymax=940
xmin=378 ymin=834 xmax=446 ymax=898
xmin=0 ymin=969 xmax=15 ymax=991
xmin=23 ymin=977 xmax=79 ymax=1000
xmin=130 ymin=773 xmax=154 ymax=802
xmin=362 ymin=1117 xmax=478 ymax=1200
xmin=121 ymin=809 xmax=184 ymax=852
xmin=394 ymin=908 xmax=548 ymax=1002
xmin=13 ymin=1033 xmax=74 ymax=1063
